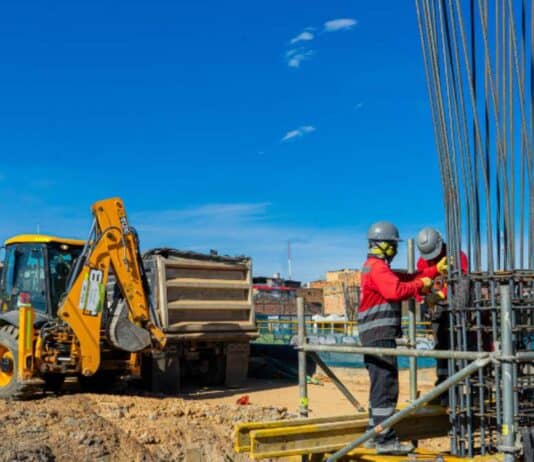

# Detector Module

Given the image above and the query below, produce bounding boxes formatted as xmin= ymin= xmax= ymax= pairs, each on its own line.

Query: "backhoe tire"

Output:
xmin=0 ymin=325 xmax=32 ymax=399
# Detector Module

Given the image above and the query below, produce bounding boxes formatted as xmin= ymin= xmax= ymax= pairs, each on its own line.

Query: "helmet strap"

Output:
xmin=369 ymin=241 xmax=397 ymax=262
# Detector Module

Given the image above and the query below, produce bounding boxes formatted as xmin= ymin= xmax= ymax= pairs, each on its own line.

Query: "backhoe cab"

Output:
xmin=0 ymin=198 xmax=165 ymax=398
xmin=0 ymin=235 xmax=84 ymax=323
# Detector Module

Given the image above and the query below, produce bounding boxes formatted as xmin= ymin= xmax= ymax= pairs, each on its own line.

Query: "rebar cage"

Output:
xmin=446 ymin=273 xmax=534 ymax=457
xmin=416 ymin=0 xmax=533 ymax=458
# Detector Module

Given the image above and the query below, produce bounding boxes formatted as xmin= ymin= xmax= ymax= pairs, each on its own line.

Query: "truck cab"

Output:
xmin=0 ymin=235 xmax=84 ymax=325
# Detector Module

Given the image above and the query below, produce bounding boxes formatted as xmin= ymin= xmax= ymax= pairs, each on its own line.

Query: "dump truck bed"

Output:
xmin=143 ymin=248 xmax=258 ymax=343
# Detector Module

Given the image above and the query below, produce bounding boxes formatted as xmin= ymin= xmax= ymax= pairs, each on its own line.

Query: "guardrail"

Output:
xmin=255 ymin=319 xmax=433 ymax=338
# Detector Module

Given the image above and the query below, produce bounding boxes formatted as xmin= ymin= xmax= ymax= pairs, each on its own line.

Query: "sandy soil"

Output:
xmin=0 ymin=368 xmax=450 ymax=462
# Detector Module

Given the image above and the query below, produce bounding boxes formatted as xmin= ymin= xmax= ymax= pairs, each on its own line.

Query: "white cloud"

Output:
xmin=324 ymin=18 xmax=358 ymax=32
xmin=281 ymin=125 xmax=316 ymax=142
xmin=284 ymin=19 xmax=358 ymax=69
xmin=286 ymin=49 xmax=314 ymax=68
xmin=290 ymin=31 xmax=314 ymax=44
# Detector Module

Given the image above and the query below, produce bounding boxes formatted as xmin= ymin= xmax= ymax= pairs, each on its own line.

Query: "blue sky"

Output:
xmin=0 ymin=1 xmax=445 ymax=281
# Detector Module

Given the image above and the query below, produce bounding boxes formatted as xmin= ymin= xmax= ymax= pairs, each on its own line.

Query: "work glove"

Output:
xmin=437 ymin=256 xmax=448 ymax=275
xmin=420 ymin=277 xmax=433 ymax=294
xmin=425 ymin=290 xmax=446 ymax=308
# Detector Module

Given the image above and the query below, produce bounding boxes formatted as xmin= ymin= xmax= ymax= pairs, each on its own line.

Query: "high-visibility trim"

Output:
xmin=357 ymin=317 xmax=400 ymax=333
xmin=357 ymin=303 xmax=391 ymax=320
xmin=372 ymin=407 xmax=395 ymax=416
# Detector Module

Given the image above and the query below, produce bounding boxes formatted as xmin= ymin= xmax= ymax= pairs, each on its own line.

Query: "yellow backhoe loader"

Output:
xmin=0 ymin=197 xmax=167 ymax=398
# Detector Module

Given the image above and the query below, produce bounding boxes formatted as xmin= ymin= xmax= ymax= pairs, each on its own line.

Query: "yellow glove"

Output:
xmin=420 ymin=277 xmax=433 ymax=294
xmin=425 ymin=290 xmax=446 ymax=310
xmin=437 ymin=256 xmax=448 ymax=275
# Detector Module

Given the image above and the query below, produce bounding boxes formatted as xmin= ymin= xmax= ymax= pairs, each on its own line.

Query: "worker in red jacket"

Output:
xmin=416 ymin=227 xmax=468 ymax=403
xmin=358 ymin=221 xmax=446 ymax=455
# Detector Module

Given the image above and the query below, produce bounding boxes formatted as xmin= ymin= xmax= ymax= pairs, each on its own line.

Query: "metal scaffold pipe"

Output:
xmin=407 ymin=238 xmax=418 ymax=401
xmin=300 ymin=344 xmax=491 ymax=361
xmin=297 ymin=297 xmax=308 ymax=418
xmin=326 ymin=356 xmax=493 ymax=462
xmin=499 ymin=284 xmax=516 ymax=461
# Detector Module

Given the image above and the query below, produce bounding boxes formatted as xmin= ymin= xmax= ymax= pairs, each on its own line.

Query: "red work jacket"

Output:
xmin=357 ymin=256 xmax=439 ymax=345
xmin=416 ymin=250 xmax=468 ymax=300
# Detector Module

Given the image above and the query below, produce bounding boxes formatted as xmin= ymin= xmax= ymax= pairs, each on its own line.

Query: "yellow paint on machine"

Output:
xmin=4 ymin=234 xmax=85 ymax=247
xmin=17 ymin=305 xmax=35 ymax=380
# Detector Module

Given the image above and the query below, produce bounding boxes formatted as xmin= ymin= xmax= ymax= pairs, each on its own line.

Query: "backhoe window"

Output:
xmin=2 ymin=245 xmax=46 ymax=313
xmin=48 ymin=244 xmax=82 ymax=311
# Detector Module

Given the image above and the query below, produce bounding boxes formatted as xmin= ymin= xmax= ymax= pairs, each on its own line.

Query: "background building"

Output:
xmin=321 ymin=269 xmax=361 ymax=318
xmin=253 ymin=274 xmax=323 ymax=316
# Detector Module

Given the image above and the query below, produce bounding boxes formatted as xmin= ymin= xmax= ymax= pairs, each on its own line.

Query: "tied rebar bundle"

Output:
xmin=416 ymin=0 xmax=533 ymax=272
xmin=416 ymin=0 xmax=534 ymax=458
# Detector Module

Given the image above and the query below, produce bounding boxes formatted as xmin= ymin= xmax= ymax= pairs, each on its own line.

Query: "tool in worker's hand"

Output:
xmin=425 ymin=290 xmax=446 ymax=310
xmin=420 ymin=277 xmax=433 ymax=293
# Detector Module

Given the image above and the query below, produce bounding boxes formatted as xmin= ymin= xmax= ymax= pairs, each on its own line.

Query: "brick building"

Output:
xmin=252 ymin=274 xmax=322 ymax=316
xmin=314 ymin=269 xmax=361 ymax=318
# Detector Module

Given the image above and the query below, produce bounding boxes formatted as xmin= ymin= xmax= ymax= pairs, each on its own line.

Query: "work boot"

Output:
xmin=375 ymin=439 xmax=415 ymax=455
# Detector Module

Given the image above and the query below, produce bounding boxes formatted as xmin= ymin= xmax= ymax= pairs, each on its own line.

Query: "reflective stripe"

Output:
xmin=372 ymin=407 xmax=395 ymax=416
xmin=357 ymin=303 xmax=391 ymax=321
xmin=437 ymin=368 xmax=449 ymax=375
xmin=368 ymin=418 xmax=374 ymax=425
xmin=357 ymin=317 xmax=400 ymax=333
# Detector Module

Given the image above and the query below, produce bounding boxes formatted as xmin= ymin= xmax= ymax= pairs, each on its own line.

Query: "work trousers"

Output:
xmin=432 ymin=309 xmax=450 ymax=386
xmin=363 ymin=339 xmax=398 ymax=444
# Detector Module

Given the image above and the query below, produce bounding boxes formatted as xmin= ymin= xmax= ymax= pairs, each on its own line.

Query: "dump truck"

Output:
xmin=141 ymin=248 xmax=257 ymax=391
xmin=0 ymin=197 xmax=257 ymax=398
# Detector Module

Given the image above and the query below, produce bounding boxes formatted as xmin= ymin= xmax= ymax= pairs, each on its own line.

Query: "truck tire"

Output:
xmin=0 ymin=325 xmax=33 ymax=399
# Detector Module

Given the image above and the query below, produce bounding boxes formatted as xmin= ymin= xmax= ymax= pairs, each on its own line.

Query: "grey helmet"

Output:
xmin=367 ymin=221 xmax=402 ymax=242
xmin=417 ymin=227 xmax=444 ymax=260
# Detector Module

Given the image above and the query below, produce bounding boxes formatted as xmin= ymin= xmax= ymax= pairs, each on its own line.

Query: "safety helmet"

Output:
xmin=416 ymin=227 xmax=444 ymax=260
xmin=367 ymin=221 xmax=402 ymax=242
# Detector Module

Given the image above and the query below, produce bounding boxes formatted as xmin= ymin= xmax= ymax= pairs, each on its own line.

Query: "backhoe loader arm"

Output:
xmin=57 ymin=198 xmax=166 ymax=376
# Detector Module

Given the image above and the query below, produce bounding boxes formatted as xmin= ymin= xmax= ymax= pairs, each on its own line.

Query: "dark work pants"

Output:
xmin=432 ymin=309 xmax=450 ymax=386
xmin=363 ymin=339 xmax=398 ymax=444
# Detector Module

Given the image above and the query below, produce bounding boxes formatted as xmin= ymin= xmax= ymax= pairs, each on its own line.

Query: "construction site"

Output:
xmin=0 ymin=0 xmax=533 ymax=461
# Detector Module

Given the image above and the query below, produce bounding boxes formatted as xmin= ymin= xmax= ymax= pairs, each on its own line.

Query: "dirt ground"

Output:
xmin=0 ymin=368 xmax=449 ymax=462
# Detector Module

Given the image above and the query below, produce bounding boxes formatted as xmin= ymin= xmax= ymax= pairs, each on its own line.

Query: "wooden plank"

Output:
xmin=166 ymin=278 xmax=250 ymax=289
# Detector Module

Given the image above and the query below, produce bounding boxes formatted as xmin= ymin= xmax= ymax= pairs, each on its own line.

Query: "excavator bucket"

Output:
xmin=107 ymin=299 xmax=151 ymax=352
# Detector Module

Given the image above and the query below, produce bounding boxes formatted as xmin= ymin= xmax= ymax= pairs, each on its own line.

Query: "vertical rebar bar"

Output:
xmin=407 ymin=239 xmax=418 ymax=401
xmin=297 ymin=297 xmax=308 ymax=418
xmin=500 ymin=284 xmax=516 ymax=462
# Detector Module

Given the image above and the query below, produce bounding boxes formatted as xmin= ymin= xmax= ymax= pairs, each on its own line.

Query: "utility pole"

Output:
xmin=287 ymin=240 xmax=292 ymax=280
